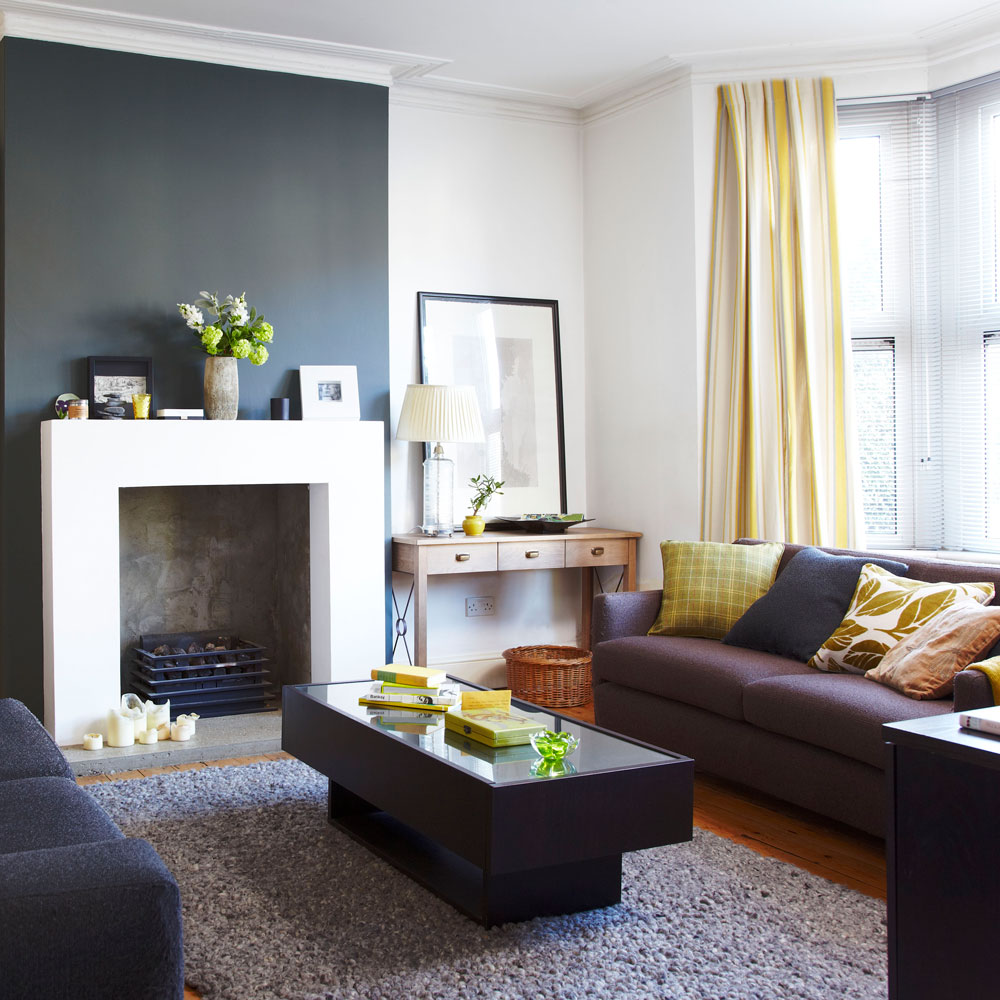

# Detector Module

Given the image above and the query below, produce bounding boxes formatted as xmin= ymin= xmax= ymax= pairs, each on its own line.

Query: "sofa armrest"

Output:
xmin=591 ymin=590 xmax=662 ymax=644
xmin=954 ymin=669 xmax=995 ymax=713
xmin=0 ymin=838 xmax=184 ymax=1000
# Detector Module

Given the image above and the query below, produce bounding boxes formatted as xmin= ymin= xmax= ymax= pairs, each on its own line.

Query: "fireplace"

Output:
xmin=41 ymin=419 xmax=386 ymax=746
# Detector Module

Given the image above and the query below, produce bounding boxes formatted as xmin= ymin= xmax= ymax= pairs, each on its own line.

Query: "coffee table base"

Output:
xmin=329 ymin=779 xmax=623 ymax=927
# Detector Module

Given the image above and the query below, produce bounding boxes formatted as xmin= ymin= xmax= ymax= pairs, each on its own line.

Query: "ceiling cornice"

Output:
xmin=0 ymin=0 xmax=451 ymax=86
xmin=3 ymin=0 xmax=1000 ymax=125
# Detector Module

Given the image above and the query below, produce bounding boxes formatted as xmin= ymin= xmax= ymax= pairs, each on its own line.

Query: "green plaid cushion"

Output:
xmin=649 ymin=540 xmax=784 ymax=639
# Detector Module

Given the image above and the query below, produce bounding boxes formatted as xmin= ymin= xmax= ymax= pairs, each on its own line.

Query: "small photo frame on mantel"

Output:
xmin=87 ymin=356 xmax=154 ymax=420
xmin=299 ymin=365 xmax=360 ymax=420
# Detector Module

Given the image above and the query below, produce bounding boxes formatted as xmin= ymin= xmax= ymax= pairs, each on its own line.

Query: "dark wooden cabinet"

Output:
xmin=883 ymin=714 xmax=1000 ymax=1000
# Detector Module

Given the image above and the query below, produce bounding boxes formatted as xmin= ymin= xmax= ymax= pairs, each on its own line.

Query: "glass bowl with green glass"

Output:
xmin=529 ymin=729 xmax=579 ymax=762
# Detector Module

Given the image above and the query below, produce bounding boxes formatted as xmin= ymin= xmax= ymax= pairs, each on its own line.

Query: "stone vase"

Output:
xmin=204 ymin=356 xmax=239 ymax=420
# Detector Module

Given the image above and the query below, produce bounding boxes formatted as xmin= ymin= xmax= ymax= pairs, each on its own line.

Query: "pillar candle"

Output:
xmin=156 ymin=723 xmax=171 ymax=741
xmin=121 ymin=693 xmax=147 ymax=738
xmin=170 ymin=721 xmax=194 ymax=741
xmin=83 ymin=733 xmax=103 ymax=751
xmin=176 ymin=713 xmax=199 ymax=735
xmin=138 ymin=727 xmax=159 ymax=745
xmin=145 ymin=699 xmax=170 ymax=732
xmin=107 ymin=709 xmax=135 ymax=747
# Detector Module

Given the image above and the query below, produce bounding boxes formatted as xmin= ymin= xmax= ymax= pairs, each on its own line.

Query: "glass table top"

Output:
xmin=290 ymin=680 xmax=683 ymax=786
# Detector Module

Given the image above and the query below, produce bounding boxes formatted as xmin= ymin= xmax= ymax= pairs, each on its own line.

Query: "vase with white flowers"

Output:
xmin=177 ymin=291 xmax=275 ymax=420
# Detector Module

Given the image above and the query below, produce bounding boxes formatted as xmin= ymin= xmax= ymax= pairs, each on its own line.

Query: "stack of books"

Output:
xmin=359 ymin=665 xmax=460 ymax=713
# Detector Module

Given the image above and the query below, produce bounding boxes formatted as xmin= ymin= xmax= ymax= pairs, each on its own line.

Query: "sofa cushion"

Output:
xmin=808 ymin=563 xmax=995 ymax=674
xmin=0 ymin=777 xmax=123 ymax=855
xmin=742 ymin=673 xmax=953 ymax=768
xmin=0 ymin=699 xmax=74 ymax=782
xmin=649 ymin=539 xmax=783 ymax=639
xmin=866 ymin=602 xmax=1000 ymax=699
xmin=723 ymin=547 xmax=909 ymax=662
xmin=593 ymin=635 xmax=813 ymax=720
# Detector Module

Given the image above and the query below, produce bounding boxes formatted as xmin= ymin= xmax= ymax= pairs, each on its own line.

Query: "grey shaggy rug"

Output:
xmin=88 ymin=759 xmax=887 ymax=1000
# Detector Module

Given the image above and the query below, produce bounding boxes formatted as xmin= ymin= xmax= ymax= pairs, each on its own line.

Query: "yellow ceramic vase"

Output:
xmin=462 ymin=514 xmax=486 ymax=536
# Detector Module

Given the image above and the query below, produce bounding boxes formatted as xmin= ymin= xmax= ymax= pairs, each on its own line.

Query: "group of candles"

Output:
xmin=82 ymin=694 xmax=200 ymax=750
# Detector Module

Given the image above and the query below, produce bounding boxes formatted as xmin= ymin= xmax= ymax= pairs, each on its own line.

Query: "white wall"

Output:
xmin=582 ymin=82 xmax=703 ymax=589
xmin=388 ymin=97 xmax=586 ymax=683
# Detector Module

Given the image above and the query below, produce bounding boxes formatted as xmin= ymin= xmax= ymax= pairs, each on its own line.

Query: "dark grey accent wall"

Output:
xmin=0 ymin=39 xmax=391 ymax=713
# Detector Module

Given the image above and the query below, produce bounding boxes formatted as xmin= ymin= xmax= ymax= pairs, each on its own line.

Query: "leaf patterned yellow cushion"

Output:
xmin=808 ymin=563 xmax=996 ymax=674
xmin=648 ymin=540 xmax=784 ymax=640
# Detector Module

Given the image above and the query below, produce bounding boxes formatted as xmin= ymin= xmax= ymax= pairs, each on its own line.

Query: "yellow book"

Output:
xmin=444 ymin=705 xmax=546 ymax=747
xmin=371 ymin=664 xmax=447 ymax=687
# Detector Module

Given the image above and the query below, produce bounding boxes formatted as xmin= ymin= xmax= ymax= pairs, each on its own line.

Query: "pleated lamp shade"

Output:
xmin=396 ymin=384 xmax=485 ymax=443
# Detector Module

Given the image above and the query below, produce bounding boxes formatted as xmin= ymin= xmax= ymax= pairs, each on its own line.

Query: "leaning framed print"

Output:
xmin=87 ymin=356 xmax=154 ymax=420
xmin=299 ymin=365 xmax=361 ymax=420
xmin=417 ymin=292 xmax=566 ymax=517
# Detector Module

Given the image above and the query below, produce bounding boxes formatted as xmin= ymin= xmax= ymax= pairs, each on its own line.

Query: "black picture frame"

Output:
xmin=87 ymin=356 xmax=154 ymax=420
xmin=416 ymin=292 xmax=567 ymax=517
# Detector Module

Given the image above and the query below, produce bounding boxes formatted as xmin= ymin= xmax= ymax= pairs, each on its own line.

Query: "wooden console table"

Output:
xmin=391 ymin=527 xmax=641 ymax=668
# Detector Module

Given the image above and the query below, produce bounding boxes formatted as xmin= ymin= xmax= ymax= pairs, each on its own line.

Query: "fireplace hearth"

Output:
xmin=129 ymin=630 xmax=276 ymax=717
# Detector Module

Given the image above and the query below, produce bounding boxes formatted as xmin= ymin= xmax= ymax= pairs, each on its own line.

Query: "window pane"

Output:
xmin=985 ymin=334 xmax=1000 ymax=537
xmin=993 ymin=115 xmax=1000 ymax=304
xmin=838 ymin=136 xmax=884 ymax=315
xmin=852 ymin=339 xmax=897 ymax=535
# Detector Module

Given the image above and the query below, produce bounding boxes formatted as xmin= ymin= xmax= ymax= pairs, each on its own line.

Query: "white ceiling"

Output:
xmin=7 ymin=0 xmax=1000 ymax=103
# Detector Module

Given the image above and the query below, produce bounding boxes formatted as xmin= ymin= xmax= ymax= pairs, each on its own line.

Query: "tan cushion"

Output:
xmin=865 ymin=602 xmax=1000 ymax=699
xmin=648 ymin=540 xmax=783 ymax=640
xmin=808 ymin=563 xmax=995 ymax=674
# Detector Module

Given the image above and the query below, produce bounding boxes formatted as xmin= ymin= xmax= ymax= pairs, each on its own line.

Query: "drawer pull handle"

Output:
xmin=526 ymin=550 xmax=540 ymax=558
xmin=591 ymin=546 xmax=605 ymax=556
xmin=455 ymin=553 xmax=471 ymax=562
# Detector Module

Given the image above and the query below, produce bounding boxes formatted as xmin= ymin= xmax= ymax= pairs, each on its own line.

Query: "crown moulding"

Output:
xmin=0 ymin=0 xmax=451 ymax=86
xmin=3 ymin=0 xmax=1000 ymax=124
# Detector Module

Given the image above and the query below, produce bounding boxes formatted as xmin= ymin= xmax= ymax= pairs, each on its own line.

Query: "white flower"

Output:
xmin=229 ymin=298 xmax=249 ymax=325
xmin=178 ymin=303 xmax=204 ymax=329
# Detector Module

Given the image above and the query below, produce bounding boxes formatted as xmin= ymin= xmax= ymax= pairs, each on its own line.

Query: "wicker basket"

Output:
xmin=502 ymin=644 xmax=593 ymax=708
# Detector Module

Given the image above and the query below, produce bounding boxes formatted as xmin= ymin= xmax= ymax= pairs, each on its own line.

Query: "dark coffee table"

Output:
xmin=283 ymin=680 xmax=693 ymax=927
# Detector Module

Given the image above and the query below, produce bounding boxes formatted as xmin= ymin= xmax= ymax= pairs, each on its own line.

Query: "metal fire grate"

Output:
xmin=128 ymin=630 xmax=276 ymax=718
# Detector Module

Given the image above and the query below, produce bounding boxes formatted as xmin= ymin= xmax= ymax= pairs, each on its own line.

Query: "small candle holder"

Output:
xmin=132 ymin=393 xmax=151 ymax=419
xmin=67 ymin=398 xmax=89 ymax=419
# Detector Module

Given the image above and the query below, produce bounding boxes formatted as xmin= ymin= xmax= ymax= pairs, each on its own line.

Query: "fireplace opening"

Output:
xmin=119 ymin=484 xmax=310 ymax=718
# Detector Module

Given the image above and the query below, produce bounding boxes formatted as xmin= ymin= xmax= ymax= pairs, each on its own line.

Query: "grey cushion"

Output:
xmin=742 ymin=673 xmax=952 ymax=768
xmin=592 ymin=635 xmax=813 ymax=720
xmin=722 ymin=547 xmax=908 ymax=661
xmin=0 ymin=838 xmax=184 ymax=1000
xmin=0 ymin=777 xmax=123 ymax=855
xmin=0 ymin=699 xmax=74 ymax=782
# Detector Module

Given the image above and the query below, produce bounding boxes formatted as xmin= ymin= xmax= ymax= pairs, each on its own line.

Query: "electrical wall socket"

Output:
xmin=465 ymin=596 xmax=495 ymax=617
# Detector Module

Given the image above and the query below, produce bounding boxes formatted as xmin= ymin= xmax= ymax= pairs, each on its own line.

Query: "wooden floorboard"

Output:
xmin=83 ymin=704 xmax=885 ymax=1000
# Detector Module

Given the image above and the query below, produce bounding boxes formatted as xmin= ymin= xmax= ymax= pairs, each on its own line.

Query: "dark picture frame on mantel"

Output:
xmin=87 ymin=356 xmax=154 ymax=420
xmin=417 ymin=292 xmax=567 ymax=519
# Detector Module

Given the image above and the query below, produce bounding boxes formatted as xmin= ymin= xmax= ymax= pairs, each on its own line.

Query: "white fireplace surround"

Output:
xmin=41 ymin=419 xmax=386 ymax=746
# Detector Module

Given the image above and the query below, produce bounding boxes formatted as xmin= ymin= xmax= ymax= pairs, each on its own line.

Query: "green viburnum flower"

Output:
xmin=257 ymin=322 xmax=274 ymax=344
xmin=200 ymin=325 xmax=223 ymax=350
xmin=231 ymin=339 xmax=252 ymax=359
xmin=249 ymin=344 xmax=269 ymax=366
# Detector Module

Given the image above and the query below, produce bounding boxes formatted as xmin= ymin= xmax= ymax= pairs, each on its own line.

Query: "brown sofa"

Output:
xmin=591 ymin=541 xmax=999 ymax=836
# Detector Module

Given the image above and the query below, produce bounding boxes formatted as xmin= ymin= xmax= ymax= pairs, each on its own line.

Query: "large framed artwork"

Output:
xmin=417 ymin=292 xmax=566 ymax=518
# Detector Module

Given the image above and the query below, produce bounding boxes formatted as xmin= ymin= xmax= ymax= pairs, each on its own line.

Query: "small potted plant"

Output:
xmin=463 ymin=474 xmax=504 ymax=536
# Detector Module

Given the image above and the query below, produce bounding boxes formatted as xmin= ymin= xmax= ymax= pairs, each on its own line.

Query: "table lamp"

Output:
xmin=397 ymin=383 xmax=485 ymax=535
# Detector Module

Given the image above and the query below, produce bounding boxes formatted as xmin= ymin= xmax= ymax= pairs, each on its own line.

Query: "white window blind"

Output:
xmin=837 ymin=77 xmax=1000 ymax=553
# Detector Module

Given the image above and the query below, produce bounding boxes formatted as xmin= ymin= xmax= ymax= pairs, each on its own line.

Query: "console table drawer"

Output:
xmin=566 ymin=538 xmax=629 ymax=568
xmin=425 ymin=543 xmax=498 ymax=575
xmin=498 ymin=540 xmax=565 ymax=571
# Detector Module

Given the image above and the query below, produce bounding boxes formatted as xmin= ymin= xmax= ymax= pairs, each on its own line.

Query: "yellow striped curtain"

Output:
xmin=701 ymin=78 xmax=860 ymax=548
